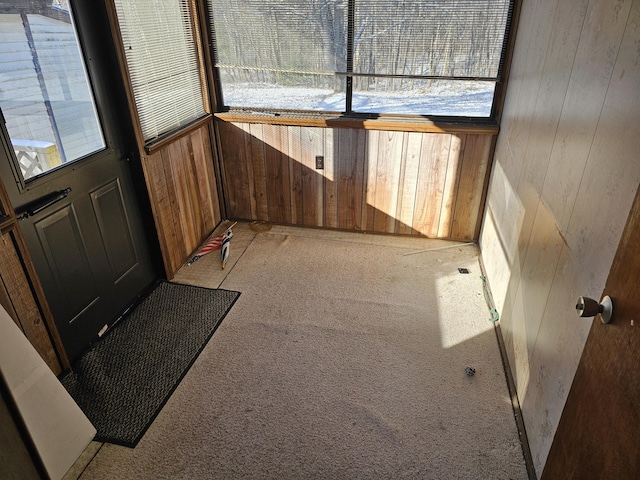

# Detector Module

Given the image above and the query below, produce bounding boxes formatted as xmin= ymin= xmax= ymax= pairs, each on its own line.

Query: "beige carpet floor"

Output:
xmin=77 ymin=224 xmax=528 ymax=479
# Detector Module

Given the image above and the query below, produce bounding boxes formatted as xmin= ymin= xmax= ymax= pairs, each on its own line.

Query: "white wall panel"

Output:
xmin=481 ymin=0 xmax=640 ymax=474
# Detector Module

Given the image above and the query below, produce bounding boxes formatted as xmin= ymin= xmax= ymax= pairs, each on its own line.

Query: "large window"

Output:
xmin=0 ymin=1 xmax=105 ymax=180
xmin=208 ymin=0 xmax=513 ymax=118
xmin=113 ymin=0 xmax=206 ymax=142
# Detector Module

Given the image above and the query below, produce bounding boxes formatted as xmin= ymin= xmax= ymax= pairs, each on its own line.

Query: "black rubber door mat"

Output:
xmin=61 ymin=281 xmax=240 ymax=447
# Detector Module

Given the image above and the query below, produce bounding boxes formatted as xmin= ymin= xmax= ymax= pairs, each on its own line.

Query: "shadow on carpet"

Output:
xmin=61 ymin=281 xmax=240 ymax=447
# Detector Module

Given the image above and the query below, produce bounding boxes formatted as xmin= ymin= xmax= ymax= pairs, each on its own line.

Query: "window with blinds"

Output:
xmin=208 ymin=0 xmax=513 ymax=118
xmin=113 ymin=0 xmax=206 ymax=141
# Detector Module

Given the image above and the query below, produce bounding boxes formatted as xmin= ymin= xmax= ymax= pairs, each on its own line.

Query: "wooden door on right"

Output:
xmin=542 ymin=186 xmax=640 ymax=478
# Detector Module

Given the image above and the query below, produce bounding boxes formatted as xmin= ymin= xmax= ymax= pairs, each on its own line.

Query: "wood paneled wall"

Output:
xmin=217 ymin=120 xmax=494 ymax=241
xmin=141 ymin=123 xmax=222 ymax=278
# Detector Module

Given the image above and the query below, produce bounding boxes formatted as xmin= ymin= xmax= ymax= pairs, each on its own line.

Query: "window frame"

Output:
xmin=105 ymin=0 xmax=211 ymax=154
xmin=0 ymin=0 xmax=153 ymax=194
xmin=205 ymin=0 xmax=517 ymax=125
xmin=0 ymin=2 xmax=111 ymax=188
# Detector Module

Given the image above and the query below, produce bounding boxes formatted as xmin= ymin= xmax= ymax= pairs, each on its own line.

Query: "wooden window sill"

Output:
xmin=144 ymin=114 xmax=213 ymax=155
xmin=214 ymin=112 xmax=499 ymax=135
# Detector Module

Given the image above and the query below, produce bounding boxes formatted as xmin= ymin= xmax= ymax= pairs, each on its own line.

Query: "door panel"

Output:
xmin=91 ymin=179 xmax=137 ymax=281
xmin=33 ymin=203 xmax=99 ymax=324
xmin=542 ymin=186 xmax=640 ymax=478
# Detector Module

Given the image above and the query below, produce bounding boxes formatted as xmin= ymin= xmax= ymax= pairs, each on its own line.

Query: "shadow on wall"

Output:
xmin=216 ymin=120 xmax=494 ymax=242
xmin=480 ymin=151 xmax=640 ymax=475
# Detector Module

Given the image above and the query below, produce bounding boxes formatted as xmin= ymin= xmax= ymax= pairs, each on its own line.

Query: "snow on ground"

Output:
xmin=222 ymin=82 xmax=494 ymax=117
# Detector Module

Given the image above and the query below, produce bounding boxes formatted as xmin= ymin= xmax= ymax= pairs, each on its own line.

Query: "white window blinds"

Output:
xmin=352 ymin=0 xmax=510 ymax=79
xmin=113 ymin=0 xmax=205 ymax=141
xmin=208 ymin=0 xmax=513 ymax=117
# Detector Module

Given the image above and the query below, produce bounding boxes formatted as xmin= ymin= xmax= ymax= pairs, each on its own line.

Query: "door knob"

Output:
xmin=576 ymin=295 xmax=613 ymax=324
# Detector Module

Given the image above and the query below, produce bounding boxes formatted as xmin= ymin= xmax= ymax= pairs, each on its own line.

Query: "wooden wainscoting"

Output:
xmin=216 ymin=120 xmax=495 ymax=241
xmin=141 ymin=122 xmax=222 ymax=278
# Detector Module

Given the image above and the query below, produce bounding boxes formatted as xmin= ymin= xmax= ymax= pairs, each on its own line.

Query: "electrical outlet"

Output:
xmin=315 ymin=155 xmax=324 ymax=170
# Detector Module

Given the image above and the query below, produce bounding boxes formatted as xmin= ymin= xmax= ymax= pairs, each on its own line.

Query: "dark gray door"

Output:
xmin=0 ymin=1 xmax=158 ymax=363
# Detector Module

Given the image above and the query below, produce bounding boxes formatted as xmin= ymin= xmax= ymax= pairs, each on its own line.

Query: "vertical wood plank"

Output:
xmin=166 ymin=139 xmax=197 ymax=254
xmin=300 ymin=126 xmax=325 ymax=227
xmin=193 ymin=125 xmax=221 ymax=231
xmin=248 ymin=123 xmax=269 ymax=221
xmin=183 ymin=135 xmax=205 ymax=246
xmin=324 ymin=128 xmax=338 ymax=228
xmin=205 ymin=127 xmax=222 ymax=228
xmin=362 ymin=130 xmax=379 ymax=232
xmin=395 ymin=132 xmax=422 ymax=235
xmin=240 ymin=123 xmax=257 ymax=219
xmin=161 ymin=142 xmax=187 ymax=257
xmin=413 ymin=134 xmax=452 ymax=237
xmin=373 ymin=130 xmax=403 ymax=233
xmin=451 ymin=135 xmax=493 ymax=240
xmin=437 ymin=134 xmax=464 ymax=238
xmin=217 ymin=120 xmax=252 ymax=219
xmin=189 ymin=128 xmax=213 ymax=233
xmin=141 ymin=152 xmax=180 ymax=276
xmin=263 ymin=124 xmax=291 ymax=224
xmin=0 ymin=279 xmax=19 ymax=328
xmin=337 ymin=128 xmax=366 ymax=230
xmin=288 ymin=126 xmax=304 ymax=225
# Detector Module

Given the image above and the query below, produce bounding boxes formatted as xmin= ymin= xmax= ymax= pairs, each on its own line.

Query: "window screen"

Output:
xmin=210 ymin=0 xmax=349 ymax=112
xmin=113 ymin=0 xmax=206 ymax=141
xmin=208 ymin=0 xmax=512 ymax=117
